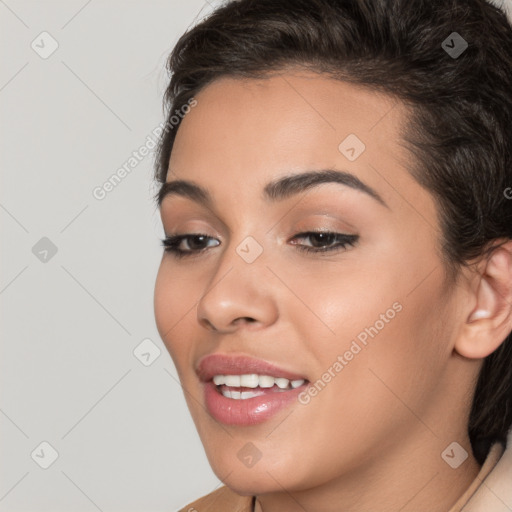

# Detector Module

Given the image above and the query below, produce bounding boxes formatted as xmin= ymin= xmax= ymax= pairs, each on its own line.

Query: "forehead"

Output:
xmin=167 ymin=69 xmax=424 ymax=212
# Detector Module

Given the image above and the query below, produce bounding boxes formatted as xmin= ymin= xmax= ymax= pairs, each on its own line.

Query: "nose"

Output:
xmin=196 ymin=245 xmax=279 ymax=334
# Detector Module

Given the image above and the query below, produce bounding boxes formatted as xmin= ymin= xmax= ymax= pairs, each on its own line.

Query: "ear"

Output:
xmin=454 ymin=239 xmax=512 ymax=359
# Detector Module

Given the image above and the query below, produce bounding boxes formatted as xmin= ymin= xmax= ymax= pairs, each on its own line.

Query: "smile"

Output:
xmin=197 ymin=354 xmax=309 ymax=425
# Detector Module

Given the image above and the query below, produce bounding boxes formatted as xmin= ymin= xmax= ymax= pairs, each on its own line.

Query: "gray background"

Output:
xmin=0 ymin=1 xmax=225 ymax=511
xmin=2 ymin=1 xmax=512 ymax=511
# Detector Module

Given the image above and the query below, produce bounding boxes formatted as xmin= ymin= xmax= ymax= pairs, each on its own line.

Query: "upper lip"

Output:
xmin=196 ymin=353 xmax=308 ymax=382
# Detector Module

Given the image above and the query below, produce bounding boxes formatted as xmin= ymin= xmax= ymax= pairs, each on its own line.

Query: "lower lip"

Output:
xmin=203 ymin=380 xmax=306 ymax=426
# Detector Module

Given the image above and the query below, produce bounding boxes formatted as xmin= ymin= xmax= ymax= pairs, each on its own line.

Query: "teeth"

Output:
xmin=258 ymin=375 xmax=275 ymax=388
xmin=222 ymin=389 xmax=259 ymax=400
xmin=275 ymin=377 xmax=290 ymax=389
xmin=212 ymin=374 xmax=306 ymax=390
xmin=224 ymin=375 xmax=241 ymax=387
xmin=213 ymin=375 xmax=224 ymax=386
xmin=240 ymin=374 xmax=259 ymax=388
xmin=221 ymin=389 xmax=261 ymax=399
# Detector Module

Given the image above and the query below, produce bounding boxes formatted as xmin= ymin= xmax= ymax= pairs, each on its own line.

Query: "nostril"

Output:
xmin=199 ymin=318 xmax=217 ymax=331
xmin=235 ymin=317 xmax=256 ymax=325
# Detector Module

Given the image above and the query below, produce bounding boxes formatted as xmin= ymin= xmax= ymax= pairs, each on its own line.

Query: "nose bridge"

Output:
xmin=196 ymin=232 xmax=277 ymax=332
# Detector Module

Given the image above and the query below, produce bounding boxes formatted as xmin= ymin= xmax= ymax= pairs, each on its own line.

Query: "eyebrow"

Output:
xmin=157 ymin=169 xmax=389 ymax=209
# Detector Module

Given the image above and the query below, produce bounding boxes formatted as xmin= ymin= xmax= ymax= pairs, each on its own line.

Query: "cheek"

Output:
xmin=313 ymin=265 xmax=449 ymax=429
xmin=280 ymin=275 xmax=449 ymax=477
xmin=288 ymin=244 xmax=449 ymax=410
xmin=154 ymin=260 xmax=200 ymax=363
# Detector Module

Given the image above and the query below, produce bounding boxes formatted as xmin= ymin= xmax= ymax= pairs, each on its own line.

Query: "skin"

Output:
xmin=154 ymin=68 xmax=512 ymax=512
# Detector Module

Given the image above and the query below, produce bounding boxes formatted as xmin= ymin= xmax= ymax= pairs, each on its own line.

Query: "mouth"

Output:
xmin=197 ymin=354 xmax=310 ymax=426
xmin=213 ymin=373 xmax=306 ymax=399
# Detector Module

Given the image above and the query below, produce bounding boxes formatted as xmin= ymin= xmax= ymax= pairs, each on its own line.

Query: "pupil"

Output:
xmin=190 ymin=235 xmax=206 ymax=249
xmin=312 ymin=233 xmax=334 ymax=247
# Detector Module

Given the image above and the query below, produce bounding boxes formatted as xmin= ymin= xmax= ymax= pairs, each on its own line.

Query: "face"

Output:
xmin=154 ymin=69 xmax=466 ymax=495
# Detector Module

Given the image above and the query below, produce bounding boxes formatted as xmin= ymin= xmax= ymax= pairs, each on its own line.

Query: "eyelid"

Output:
xmin=161 ymin=205 xmax=358 ymax=232
xmin=162 ymin=220 xmax=221 ymax=238
xmin=161 ymin=210 xmax=360 ymax=252
xmin=292 ymin=213 xmax=358 ymax=233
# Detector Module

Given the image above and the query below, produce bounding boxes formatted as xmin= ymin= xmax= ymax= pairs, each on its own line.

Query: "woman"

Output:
xmin=153 ymin=0 xmax=512 ymax=510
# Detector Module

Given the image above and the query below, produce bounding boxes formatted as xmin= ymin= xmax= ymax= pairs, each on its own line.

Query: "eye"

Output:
xmin=161 ymin=234 xmax=219 ymax=258
xmin=160 ymin=230 xmax=358 ymax=258
xmin=289 ymin=231 xmax=358 ymax=254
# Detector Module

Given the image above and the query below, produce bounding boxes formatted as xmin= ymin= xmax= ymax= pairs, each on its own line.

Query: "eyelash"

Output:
xmin=160 ymin=231 xmax=359 ymax=259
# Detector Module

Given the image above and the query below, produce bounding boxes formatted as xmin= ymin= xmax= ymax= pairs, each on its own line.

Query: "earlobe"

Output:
xmin=455 ymin=241 xmax=512 ymax=360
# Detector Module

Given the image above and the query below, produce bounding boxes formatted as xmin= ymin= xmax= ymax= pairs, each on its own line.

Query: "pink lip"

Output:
xmin=196 ymin=353 xmax=309 ymax=426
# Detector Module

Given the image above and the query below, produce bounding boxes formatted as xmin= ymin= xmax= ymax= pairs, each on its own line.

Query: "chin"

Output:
xmin=217 ymin=473 xmax=284 ymax=497
xmin=208 ymin=449 xmax=308 ymax=496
